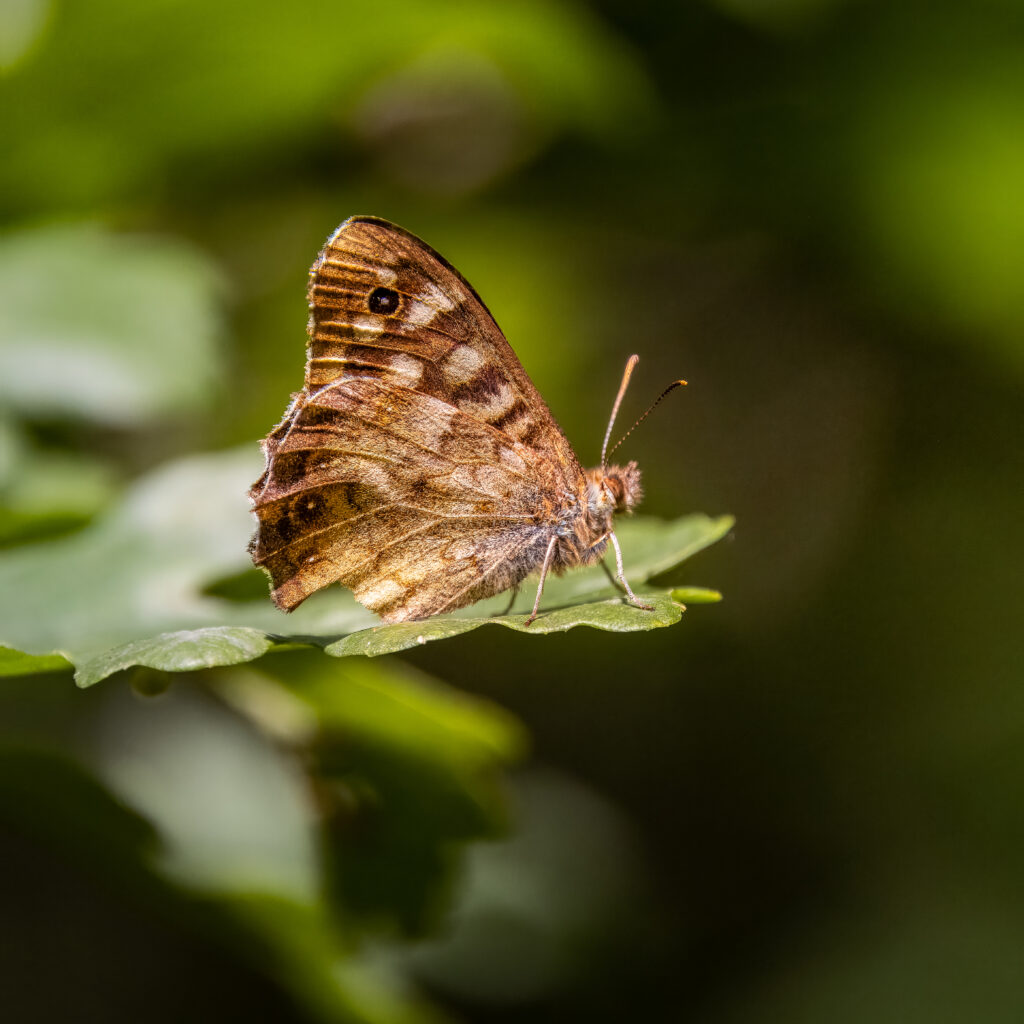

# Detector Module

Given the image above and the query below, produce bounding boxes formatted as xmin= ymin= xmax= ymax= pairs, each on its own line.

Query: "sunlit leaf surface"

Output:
xmin=0 ymin=448 xmax=730 ymax=686
xmin=0 ymin=645 xmax=72 ymax=677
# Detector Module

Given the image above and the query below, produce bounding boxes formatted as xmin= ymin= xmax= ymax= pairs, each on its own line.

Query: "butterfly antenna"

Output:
xmin=601 ymin=355 xmax=640 ymax=470
xmin=605 ymin=378 xmax=687 ymax=463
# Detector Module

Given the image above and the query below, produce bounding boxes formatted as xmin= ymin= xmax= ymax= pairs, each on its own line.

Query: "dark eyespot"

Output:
xmin=368 ymin=287 xmax=400 ymax=315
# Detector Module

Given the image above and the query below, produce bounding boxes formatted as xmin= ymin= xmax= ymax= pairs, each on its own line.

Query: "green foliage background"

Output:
xmin=2 ymin=0 xmax=1024 ymax=1021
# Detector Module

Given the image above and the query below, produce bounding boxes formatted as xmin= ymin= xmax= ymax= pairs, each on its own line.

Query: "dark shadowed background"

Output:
xmin=2 ymin=1 xmax=1023 ymax=1021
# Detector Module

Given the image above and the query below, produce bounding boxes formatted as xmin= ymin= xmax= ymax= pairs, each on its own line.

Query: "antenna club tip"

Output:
xmin=677 ymin=379 xmax=688 ymax=387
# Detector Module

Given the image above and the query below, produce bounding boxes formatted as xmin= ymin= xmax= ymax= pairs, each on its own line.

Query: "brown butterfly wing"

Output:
xmin=305 ymin=216 xmax=582 ymax=478
xmin=250 ymin=217 xmax=585 ymax=617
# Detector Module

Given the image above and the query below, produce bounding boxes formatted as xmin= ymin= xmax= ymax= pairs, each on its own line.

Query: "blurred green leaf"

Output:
xmin=282 ymin=656 xmax=527 ymax=768
xmin=0 ymin=223 xmax=224 ymax=425
xmin=83 ymin=679 xmax=448 ymax=1022
xmin=218 ymin=894 xmax=447 ymax=1024
xmin=243 ymin=654 xmax=526 ymax=936
xmin=0 ymin=0 xmax=52 ymax=71
xmin=0 ymin=645 xmax=71 ymax=677
xmin=0 ymin=745 xmax=160 ymax=878
xmin=1 ymin=0 xmax=653 ymax=212
xmin=0 ymin=708 xmax=449 ymax=1024
xmin=0 ymin=448 xmax=358 ymax=667
xmin=671 ymin=586 xmax=724 ymax=603
xmin=138 ymin=654 xmax=526 ymax=982
xmin=0 ymin=450 xmax=247 ymax=660
xmin=851 ymin=56 xmax=1024 ymax=371
xmin=0 ymin=416 xmax=118 ymax=546
xmin=402 ymin=771 xmax=641 ymax=1004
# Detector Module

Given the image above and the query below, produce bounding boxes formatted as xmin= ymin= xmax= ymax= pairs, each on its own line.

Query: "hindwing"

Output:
xmin=250 ymin=378 xmax=570 ymax=617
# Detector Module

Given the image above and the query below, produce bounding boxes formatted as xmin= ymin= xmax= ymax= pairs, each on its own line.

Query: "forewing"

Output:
xmin=306 ymin=216 xmax=583 ymax=480
xmin=249 ymin=378 xmax=565 ymax=618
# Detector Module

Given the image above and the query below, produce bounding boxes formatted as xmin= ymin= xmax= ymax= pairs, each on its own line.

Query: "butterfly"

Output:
xmin=249 ymin=216 xmax=683 ymax=625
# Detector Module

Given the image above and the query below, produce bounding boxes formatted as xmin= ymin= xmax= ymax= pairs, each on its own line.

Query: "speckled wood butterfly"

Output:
xmin=249 ymin=216 xmax=683 ymax=624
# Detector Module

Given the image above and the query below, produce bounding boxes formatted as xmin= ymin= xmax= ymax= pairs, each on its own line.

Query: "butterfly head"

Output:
xmin=586 ymin=461 xmax=642 ymax=517
xmin=593 ymin=355 xmax=683 ymax=524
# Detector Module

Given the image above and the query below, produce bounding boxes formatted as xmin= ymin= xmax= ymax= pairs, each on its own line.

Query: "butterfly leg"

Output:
xmin=599 ymin=557 xmax=620 ymax=592
xmin=586 ymin=532 xmax=628 ymax=596
xmin=499 ymin=585 xmax=520 ymax=616
xmin=525 ymin=536 xmax=559 ymax=626
xmin=586 ymin=532 xmax=628 ymax=595
xmin=608 ymin=531 xmax=654 ymax=611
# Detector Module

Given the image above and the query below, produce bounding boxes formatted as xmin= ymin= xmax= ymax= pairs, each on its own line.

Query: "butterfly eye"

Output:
xmin=368 ymin=287 xmax=400 ymax=314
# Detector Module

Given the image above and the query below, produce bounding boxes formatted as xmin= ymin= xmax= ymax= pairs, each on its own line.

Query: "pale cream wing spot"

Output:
xmin=388 ymin=353 xmax=424 ymax=387
xmin=443 ymin=344 xmax=485 ymax=385
xmin=499 ymin=446 xmax=530 ymax=475
xmin=446 ymin=535 xmax=487 ymax=560
xmin=457 ymin=381 xmax=517 ymax=421
xmin=357 ymin=578 xmax=405 ymax=610
xmin=421 ymin=279 xmax=457 ymax=311
xmin=351 ymin=461 xmax=400 ymax=497
xmin=335 ymin=313 xmax=384 ymax=334
xmin=401 ymin=297 xmax=443 ymax=327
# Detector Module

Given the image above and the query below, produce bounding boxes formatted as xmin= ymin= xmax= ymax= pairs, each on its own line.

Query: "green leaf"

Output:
xmin=326 ymin=592 xmax=687 ymax=659
xmin=282 ymin=656 xmax=527 ymax=768
xmin=75 ymin=626 xmax=274 ymax=689
xmin=0 ymin=416 xmax=119 ymax=546
xmin=217 ymin=894 xmax=446 ymax=1024
xmin=0 ymin=447 xmax=731 ymax=686
xmin=0 ymin=746 xmax=160 ymax=879
xmin=670 ymin=586 xmax=723 ymax=604
xmin=403 ymin=770 xmax=643 ymax=1003
xmin=238 ymin=654 xmax=527 ymax=936
xmin=0 ymin=707 xmax=448 ymax=1024
xmin=0 ymin=448 xmax=367 ymax=668
xmin=0 ymin=0 xmax=52 ymax=72
xmin=0 ymin=645 xmax=71 ymax=677
xmin=0 ymin=224 xmax=224 ymax=425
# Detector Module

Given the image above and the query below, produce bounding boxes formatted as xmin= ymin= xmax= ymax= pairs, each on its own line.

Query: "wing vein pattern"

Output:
xmin=250 ymin=215 xmax=589 ymax=622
